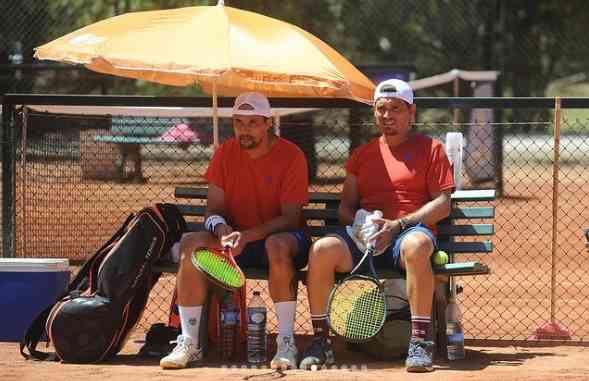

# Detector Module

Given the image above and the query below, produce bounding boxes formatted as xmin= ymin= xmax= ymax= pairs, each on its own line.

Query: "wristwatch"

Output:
xmin=398 ymin=217 xmax=410 ymax=231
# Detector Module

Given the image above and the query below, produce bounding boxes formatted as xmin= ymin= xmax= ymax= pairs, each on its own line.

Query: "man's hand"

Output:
xmin=213 ymin=223 xmax=233 ymax=241
xmin=220 ymin=230 xmax=251 ymax=257
xmin=368 ymin=217 xmax=401 ymax=252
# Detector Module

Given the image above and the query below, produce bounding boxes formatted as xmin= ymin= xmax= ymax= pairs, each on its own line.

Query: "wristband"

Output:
xmin=398 ymin=217 xmax=410 ymax=231
xmin=205 ymin=214 xmax=227 ymax=233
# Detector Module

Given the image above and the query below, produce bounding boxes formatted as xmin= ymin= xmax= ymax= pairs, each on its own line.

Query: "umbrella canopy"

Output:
xmin=34 ymin=1 xmax=374 ymax=104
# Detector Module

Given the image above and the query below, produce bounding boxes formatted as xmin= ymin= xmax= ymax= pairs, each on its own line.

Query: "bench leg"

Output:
xmin=433 ymin=282 xmax=448 ymax=360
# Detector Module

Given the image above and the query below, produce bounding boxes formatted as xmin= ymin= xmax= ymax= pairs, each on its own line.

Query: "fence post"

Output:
xmin=530 ymin=96 xmax=571 ymax=340
xmin=1 ymin=99 xmax=15 ymax=258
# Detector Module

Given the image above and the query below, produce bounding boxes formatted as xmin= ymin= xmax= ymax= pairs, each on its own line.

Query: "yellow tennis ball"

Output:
xmin=432 ymin=250 xmax=449 ymax=265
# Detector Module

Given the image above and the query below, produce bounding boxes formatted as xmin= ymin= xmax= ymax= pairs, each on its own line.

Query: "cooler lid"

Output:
xmin=0 ymin=258 xmax=70 ymax=272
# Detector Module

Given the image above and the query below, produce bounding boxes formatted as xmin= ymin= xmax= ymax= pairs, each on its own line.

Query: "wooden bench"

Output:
xmin=93 ymin=118 xmax=199 ymax=181
xmin=154 ymin=186 xmax=496 ymax=357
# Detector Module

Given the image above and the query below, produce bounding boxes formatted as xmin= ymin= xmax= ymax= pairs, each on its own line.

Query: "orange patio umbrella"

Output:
xmin=34 ymin=0 xmax=375 ymax=145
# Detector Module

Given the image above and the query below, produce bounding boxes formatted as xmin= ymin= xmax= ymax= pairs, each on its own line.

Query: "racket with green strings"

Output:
xmin=327 ymin=243 xmax=387 ymax=343
xmin=191 ymin=246 xmax=245 ymax=291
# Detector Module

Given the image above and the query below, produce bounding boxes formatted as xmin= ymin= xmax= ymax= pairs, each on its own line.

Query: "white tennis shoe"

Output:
xmin=160 ymin=334 xmax=203 ymax=369
xmin=271 ymin=335 xmax=298 ymax=370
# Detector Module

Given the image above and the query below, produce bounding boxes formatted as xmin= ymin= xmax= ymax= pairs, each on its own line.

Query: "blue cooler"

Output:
xmin=0 ymin=258 xmax=70 ymax=342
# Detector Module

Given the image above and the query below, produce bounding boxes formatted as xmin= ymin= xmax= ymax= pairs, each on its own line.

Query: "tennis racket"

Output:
xmin=327 ymin=243 xmax=387 ymax=343
xmin=191 ymin=246 xmax=245 ymax=291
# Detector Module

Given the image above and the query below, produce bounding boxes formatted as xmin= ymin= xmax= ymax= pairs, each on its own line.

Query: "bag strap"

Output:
xmin=19 ymin=302 xmax=60 ymax=361
xmin=19 ymin=212 xmax=136 ymax=361
xmin=155 ymin=203 xmax=186 ymax=243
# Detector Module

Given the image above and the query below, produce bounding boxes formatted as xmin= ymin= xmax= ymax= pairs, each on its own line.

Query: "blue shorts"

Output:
xmin=333 ymin=223 xmax=437 ymax=274
xmin=234 ymin=230 xmax=311 ymax=270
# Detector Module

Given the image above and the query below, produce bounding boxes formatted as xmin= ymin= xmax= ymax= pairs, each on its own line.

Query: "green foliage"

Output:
xmin=4 ymin=0 xmax=589 ymax=99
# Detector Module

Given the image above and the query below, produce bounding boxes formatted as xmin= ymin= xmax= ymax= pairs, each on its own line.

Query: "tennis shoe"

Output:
xmin=271 ymin=335 xmax=298 ymax=370
xmin=405 ymin=339 xmax=434 ymax=373
xmin=299 ymin=336 xmax=335 ymax=370
xmin=160 ymin=334 xmax=203 ymax=369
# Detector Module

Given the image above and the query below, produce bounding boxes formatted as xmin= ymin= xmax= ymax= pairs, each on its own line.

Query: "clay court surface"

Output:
xmin=4 ymin=337 xmax=589 ymax=381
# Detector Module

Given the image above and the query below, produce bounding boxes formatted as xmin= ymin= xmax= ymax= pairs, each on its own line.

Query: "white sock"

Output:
xmin=178 ymin=305 xmax=202 ymax=345
xmin=275 ymin=301 xmax=296 ymax=338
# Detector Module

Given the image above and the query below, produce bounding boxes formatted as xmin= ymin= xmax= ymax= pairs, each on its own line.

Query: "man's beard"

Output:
xmin=239 ymin=135 xmax=260 ymax=149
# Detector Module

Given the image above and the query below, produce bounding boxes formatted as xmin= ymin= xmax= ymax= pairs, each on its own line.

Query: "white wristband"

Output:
xmin=205 ymin=214 xmax=227 ymax=233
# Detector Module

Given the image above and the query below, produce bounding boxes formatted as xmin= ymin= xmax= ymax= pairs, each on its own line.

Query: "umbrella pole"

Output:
xmin=213 ymin=81 xmax=219 ymax=148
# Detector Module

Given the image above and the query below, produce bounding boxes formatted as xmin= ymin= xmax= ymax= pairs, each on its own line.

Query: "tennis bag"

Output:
xmin=20 ymin=203 xmax=186 ymax=363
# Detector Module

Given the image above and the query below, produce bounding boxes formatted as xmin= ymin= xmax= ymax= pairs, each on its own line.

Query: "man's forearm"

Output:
xmin=243 ymin=215 xmax=300 ymax=242
xmin=401 ymin=193 xmax=451 ymax=227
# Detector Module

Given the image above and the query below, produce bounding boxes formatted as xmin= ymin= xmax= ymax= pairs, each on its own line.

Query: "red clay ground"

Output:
xmin=4 ymin=335 xmax=589 ymax=381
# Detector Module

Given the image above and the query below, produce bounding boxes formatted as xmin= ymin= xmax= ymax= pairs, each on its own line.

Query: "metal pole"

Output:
xmin=2 ymin=100 xmax=15 ymax=258
xmin=21 ymin=107 xmax=28 ymax=258
xmin=212 ymin=81 xmax=219 ymax=148
xmin=550 ymin=96 xmax=561 ymax=323
xmin=453 ymin=77 xmax=460 ymax=128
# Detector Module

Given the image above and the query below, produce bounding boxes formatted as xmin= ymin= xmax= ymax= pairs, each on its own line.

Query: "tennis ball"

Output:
xmin=432 ymin=250 xmax=449 ymax=266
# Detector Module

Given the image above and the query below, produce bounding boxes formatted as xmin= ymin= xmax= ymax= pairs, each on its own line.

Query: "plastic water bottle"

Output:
xmin=219 ymin=293 xmax=239 ymax=360
xmin=445 ymin=132 xmax=464 ymax=190
xmin=246 ymin=291 xmax=267 ymax=364
xmin=446 ymin=296 xmax=465 ymax=360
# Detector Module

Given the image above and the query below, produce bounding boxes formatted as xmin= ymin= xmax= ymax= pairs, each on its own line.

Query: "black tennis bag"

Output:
xmin=20 ymin=203 xmax=185 ymax=363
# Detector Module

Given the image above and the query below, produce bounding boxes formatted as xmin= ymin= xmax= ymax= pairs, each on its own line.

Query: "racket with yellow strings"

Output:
xmin=326 ymin=243 xmax=387 ymax=343
xmin=191 ymin=246 xmax=245 ymax=291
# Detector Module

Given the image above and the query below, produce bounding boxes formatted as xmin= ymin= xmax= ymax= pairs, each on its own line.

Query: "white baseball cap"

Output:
xmin=373 ymin=79 xmax=414 ymax=104
xmin=232 ymin=92 xmax=272 ymax=118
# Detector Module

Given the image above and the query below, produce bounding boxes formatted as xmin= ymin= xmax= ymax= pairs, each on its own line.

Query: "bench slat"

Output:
xmin=451 ymin=189 xmax=496 ymax=201
xmin=448 ymin=207 xmax=495 ymax=219
xmin=174 ymin=187 xmax=495 ymax=203
xmin=95 ymin=136 xmax=180 ymax=144
xmin=438 ymin=241 xmax=493 ymax=253
xmin=153 ymin=260 xmax=489 ymax=278
xmin=176 ymin=204 xmax=494 ymax=221
xmin=176 ymin=204 xmax=206 ymax=216
xmin=438 ymin=224 xmax=494 ymax=236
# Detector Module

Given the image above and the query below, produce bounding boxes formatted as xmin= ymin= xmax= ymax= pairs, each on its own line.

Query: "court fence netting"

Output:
xmin=2 ymin=94 xmax=589 ymax=342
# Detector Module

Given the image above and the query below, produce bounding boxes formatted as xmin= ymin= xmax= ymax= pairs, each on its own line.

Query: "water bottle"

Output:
xmin=445 ymin=132 xmax=463 ymax=190
xmin=446 ymin=296 xmax=465 ymax=360
xmin=246 ymin=291 xmax=267 ymax=364
xmin=219 ymin=293 xmax=239 ymax=360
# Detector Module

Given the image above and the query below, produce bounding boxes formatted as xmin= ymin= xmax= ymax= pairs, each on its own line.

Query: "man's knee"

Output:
xmin=179 ymin=231 xmax=211 ymax=264
xmin=265 ymin=233 xmax=295 ymax=267
xmin=401 ymin=233 xmax=434 ymax=267
xmin=309 ymin=236 xmax=348 ymax=268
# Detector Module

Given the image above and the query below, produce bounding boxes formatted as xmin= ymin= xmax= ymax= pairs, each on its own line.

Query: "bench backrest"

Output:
xmin=173 ymin=187 xmax=495 ymax=257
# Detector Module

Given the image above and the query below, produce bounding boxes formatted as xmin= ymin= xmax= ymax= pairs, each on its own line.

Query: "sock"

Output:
xmin=275 ymin=301 xmax=296 ymax=338
xmin=311 ymin=313 xmax=329 ymax=338
xmin=411 ymin=315 xmax=431 ymax=341
xmin=179 ymin=305 xmax=203 ymax=345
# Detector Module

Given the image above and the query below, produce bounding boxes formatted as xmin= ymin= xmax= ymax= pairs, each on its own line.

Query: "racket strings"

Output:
xmin=194 ymin=249 xmax=244 ymax=288
xmin=328 ymin=279 xmax=386 ymax=342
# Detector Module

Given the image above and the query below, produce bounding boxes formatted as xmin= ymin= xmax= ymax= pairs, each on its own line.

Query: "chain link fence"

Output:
xmin=2 ymin=95 xmax=589 ymax=342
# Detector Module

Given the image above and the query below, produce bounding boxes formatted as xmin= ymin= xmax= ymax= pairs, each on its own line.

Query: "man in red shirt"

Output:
xmin=161 ymin=92 xmax=310 ymax=370
xmin=300 ymin=79 xmax=454 ymax=372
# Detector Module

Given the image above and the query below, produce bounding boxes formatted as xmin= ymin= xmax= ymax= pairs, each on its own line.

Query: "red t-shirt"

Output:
xmin=346 ymin=134 xmax=454 ymax=230
xmin=205 ymin=137 xmax=309 ymax=231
